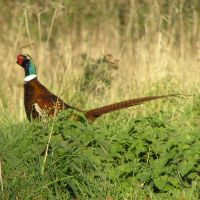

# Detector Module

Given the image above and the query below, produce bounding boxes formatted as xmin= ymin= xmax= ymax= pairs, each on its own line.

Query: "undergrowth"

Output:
xmin=1 ymin=96 xmax=200 ymax=199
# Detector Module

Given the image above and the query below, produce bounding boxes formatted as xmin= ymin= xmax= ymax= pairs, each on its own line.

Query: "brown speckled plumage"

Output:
xmin=23 ymin=79 xmax=177 ymax=122
xmin=24 ymin=78 xmax=77 ymax=120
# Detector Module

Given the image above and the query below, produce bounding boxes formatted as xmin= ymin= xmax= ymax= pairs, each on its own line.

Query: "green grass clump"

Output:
xmin=80 ymin=53 xmax=119 ymax=97
xmin=0 ymin=100 xmax=200 ymax=199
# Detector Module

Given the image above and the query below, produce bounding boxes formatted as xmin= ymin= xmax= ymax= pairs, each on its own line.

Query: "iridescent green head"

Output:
xmin=16 ymin=54 xmax=37 ymax=77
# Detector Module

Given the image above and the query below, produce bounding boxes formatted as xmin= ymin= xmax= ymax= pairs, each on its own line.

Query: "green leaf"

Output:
xmin=178 ymin=162 xmax=195 ymax=177
xmin=153 ymin=176 xmax=168 ymax=191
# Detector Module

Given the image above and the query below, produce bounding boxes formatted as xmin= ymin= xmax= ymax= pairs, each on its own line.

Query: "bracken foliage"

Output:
xmin=1 ymin=97 xmax=200 ymax=199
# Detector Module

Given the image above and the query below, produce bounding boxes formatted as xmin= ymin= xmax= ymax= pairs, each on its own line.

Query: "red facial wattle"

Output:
xmin=17 ymin=55 xmax=24 ymax=65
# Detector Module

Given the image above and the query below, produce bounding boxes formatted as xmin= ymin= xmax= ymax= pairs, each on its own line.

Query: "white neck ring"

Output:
xmin=24 ymin=74 xmax=37 ymax=82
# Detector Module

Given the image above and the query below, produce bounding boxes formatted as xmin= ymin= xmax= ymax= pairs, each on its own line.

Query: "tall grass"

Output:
xmin=0 ymin=0 xmax=199 ymax=120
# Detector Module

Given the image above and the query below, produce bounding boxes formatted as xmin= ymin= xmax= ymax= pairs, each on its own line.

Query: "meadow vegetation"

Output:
xmin=0 ymin=0 xmax=200 ymax=199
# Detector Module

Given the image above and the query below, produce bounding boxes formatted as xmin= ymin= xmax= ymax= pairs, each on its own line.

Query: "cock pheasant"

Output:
xmin=16 ymin=54 xmax=177 ymax=121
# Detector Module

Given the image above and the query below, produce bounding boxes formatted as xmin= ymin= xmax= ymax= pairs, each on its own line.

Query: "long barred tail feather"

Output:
xmin=84 ymin=94 xmax=179 ymax=121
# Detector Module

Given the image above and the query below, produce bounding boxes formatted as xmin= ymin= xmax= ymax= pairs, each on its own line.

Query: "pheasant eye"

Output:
xmin=25 ymin=55 xmax=30 ymax=60
xmin=17 ymin=55 xmax=24 ymax=65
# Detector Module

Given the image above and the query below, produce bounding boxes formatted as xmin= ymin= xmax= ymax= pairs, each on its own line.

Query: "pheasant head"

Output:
xmin=16 ymin=54 xmax=37 ymax=81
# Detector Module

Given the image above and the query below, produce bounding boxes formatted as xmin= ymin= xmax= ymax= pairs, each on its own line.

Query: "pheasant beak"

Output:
xmin=16 ymin=55 xmax=24 ymax=66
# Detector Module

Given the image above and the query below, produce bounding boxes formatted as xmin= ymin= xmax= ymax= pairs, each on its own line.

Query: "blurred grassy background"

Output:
xmin=0 ymin=0 xmax=200 ymax=121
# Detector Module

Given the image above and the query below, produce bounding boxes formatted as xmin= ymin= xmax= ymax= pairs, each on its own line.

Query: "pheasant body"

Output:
xmin=17 ymin=54 xmax=177 ymax=121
